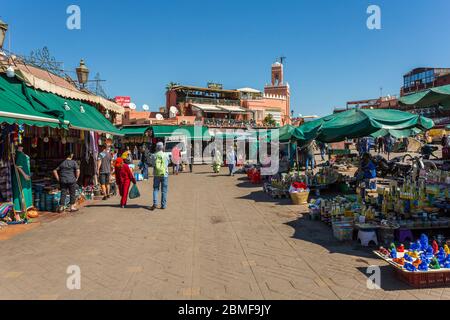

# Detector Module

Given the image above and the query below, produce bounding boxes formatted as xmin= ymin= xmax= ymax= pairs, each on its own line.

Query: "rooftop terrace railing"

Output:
xmin=179 ymin=97 xmax=241 ymax=106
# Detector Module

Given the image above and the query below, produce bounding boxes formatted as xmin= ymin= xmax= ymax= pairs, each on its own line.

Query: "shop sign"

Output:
xmin=115 ymin=96 xmax=131 ymax=107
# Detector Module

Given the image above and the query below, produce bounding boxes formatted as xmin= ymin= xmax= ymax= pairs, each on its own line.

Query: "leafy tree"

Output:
xmin=263 ymin=114 xmax=277 ymax=127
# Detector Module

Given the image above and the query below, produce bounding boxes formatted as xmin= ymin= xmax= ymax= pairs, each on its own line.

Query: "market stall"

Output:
xmin=0 ymin=74 xmax=123 ymax=222
xmin=294 ymin=109 xmax=434 ymax=144
xmin=305 ymin=164 xmax=450 ymax=288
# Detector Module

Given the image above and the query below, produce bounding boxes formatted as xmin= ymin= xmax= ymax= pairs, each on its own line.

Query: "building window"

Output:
xmin=256 ymin=110 xmax=264 ymax=121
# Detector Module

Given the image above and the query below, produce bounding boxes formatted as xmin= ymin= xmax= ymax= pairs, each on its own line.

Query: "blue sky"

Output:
xmin=2 ymin=0 xmax=450 ymax=116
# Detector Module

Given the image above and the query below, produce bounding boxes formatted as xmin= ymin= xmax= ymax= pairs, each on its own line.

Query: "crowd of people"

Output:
xmin=211 ymin=146 xmax=237 ymax=176
xmin=356 ymin=136 xmax=399 ymax=156
xmin=52 ymin=142 xmax=171 ymax=212
xmin=49 ymin=130 xmax=450 ymax=214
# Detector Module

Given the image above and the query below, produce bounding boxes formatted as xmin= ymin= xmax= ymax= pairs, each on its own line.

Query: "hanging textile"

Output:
xmin=0 ymin=160 xmax=13 ymax=202
xmin=0 ymin=125 xmax=14 ymax=203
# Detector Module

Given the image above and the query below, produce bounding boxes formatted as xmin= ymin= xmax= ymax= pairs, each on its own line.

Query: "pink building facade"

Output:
xmin=122 ymin=61 xmax=292 ymax=128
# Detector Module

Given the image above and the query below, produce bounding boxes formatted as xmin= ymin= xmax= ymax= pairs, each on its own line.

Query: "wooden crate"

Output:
xmin=393 ymin=268 xmax=450 ymax=288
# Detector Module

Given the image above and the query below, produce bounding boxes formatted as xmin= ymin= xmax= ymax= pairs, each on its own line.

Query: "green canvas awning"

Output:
xmin=294 ymin=109 xmax=434 ymax=143
xmin=259 ymin=125 xmax=299 ymax=142
xmin=152 ymin=125 xmax=211 ymax=141
xmin=399 ymin=84 xmax=450 ymax=108
xmin=0 ymin=114 xmax=65 ymax=128
xmin=370 ymin=128 xmax=422 ymax=139
xmin=120 ymin=126 xmax=151 ymax=137
xmin=0 ymin=74 xmax=67 ymax=128
xmin=25 ymin=88 xmax=122 ymax=136
xmin=0 ymin=73 xmax=121 ymax=134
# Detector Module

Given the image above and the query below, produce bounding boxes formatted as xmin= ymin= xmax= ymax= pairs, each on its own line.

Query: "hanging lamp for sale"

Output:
xmin=64 ymin=102 xmax=70 ymax=111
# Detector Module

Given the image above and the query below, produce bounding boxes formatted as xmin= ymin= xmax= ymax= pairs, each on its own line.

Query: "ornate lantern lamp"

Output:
xmin=76 ymin=59 xmax=89 ymax=88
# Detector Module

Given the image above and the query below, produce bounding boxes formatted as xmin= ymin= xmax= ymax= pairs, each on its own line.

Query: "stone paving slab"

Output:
xmin=0 ymin=165 xmax=448 ymax=300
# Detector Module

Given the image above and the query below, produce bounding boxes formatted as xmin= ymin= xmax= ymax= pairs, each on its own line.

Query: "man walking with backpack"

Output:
xmin=150 ymin=142 xmax=169 ymax=211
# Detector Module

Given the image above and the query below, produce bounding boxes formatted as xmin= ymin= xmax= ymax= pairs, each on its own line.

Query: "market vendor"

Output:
xmin=356 ymin=153 xmax=377 ymax=181
xmin=53 ymin=150 xmax=80 ymax=213
xmin=12 ymin=144 xmax=33 ymax=215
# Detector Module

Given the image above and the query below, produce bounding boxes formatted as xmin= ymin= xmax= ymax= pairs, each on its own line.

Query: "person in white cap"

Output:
xmin=150 ymin=142 xmax=170 ymax=210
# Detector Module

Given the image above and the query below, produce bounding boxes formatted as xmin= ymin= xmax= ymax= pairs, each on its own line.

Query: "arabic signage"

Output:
xmin=114 ymin=96 xmax=131 ymax=107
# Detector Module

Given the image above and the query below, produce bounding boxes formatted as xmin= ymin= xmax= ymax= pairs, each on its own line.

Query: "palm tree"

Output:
xmin=165 ymin=82 xmax=180 ymax=91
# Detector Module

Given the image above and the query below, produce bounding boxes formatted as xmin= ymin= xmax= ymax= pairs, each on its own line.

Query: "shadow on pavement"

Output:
xmin=236 ymin=181 xmax=261 ymax=188
xmin=355 ymin=266 xmax=414 ymax=291
xmin=236 ymin=190 xmax=292 ymax=205
xmin=85 ymin=203 xmax=149 ymax=210
xmin=207 ymin=174 xmax=232 ymax=178
xmin=284 ymin=215 xmax=377 ymax=259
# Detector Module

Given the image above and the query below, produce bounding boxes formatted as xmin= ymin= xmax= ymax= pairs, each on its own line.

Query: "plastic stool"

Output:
xmin=358 ymin=230 xmax=378 ymax=247
xmin=397 ymin=229 xmax=413 ymax=243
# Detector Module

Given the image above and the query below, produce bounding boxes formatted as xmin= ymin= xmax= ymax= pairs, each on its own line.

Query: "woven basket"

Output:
xmin=290 ymin=191 xmax=309 ymax=205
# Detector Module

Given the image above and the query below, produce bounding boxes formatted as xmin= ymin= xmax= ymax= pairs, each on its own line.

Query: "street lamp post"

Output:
xmin=76 ymin=59 xmax=90 ymax=88
xmin=0 ymin=20 xmax=9 ymax=49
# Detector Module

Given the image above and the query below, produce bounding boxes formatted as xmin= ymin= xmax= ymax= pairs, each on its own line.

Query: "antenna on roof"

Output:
xmin=279 ymin=56 xmax=286 ymax=65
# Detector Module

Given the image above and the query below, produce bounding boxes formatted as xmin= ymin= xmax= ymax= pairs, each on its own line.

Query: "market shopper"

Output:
xmin=189 ymin=147 xmax=194 ymax=173
xmin=140 ymin=145 xmax=151 ymax=181
xmin=150 ymin=142 xmax=169 ymax=211
xmin=114 ymin=157 xmax=136 ymax=208
xmin=171 ymin=145 xmax=181 ymax=175
xmin=226 ymin=146 xmax=236 ymax=176
xmin=402 ymin=137 xmax=409 ymax=151
xmin=53 ymin=151 xmax=80 ymax=213
xmin=359 ymin=137 xmax=368 ymax=155
xmin=133 ymin=145 xmax=139 ymax=160
xmin=317 ymin=141 xmax=327 ymax=161
xmin=377 ymin=136 xmax=384 ymax=154
xmin=212 ymin=147 xmax=222 ymax=173
xmin=304 ymin=142 xmax=315 ymax=171
xmin=122 ymin=146 xmax=133 ymax=164
xmin=111 ymin=148 xmax=118 ymax=161
xmin=384 ymin=135 xmax=391 ymax=154
xmin=97 ymin=145 xmax=113 ymax=200
xmin=278 ymin=151 xmax=290 ymax=174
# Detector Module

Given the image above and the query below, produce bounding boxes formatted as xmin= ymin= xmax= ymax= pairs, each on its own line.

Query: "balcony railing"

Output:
xmin=179 ymin=97 xmax=241 ymax=106
xmin=203 ymin=118 xmax=255 ymax=128
xmin=401 ymin=81 xmax=437 ymax=96
xmin=203 ymin=118 xmax=278 ymax=129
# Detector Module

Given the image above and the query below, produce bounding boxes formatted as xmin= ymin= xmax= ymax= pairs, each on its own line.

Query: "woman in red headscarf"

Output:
xmin=114 ymin=157 xmax=136 ymax=208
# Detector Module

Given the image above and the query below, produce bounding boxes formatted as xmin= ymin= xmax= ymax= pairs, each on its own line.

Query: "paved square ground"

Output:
xmin=1 ymin=165 xmax=449 ymax=300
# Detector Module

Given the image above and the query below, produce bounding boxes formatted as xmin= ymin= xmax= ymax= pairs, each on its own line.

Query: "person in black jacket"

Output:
xmin=140 ymin=145 xmax=152 ymax=180
xmin=53 ymin=151 xmax=80 ymax=213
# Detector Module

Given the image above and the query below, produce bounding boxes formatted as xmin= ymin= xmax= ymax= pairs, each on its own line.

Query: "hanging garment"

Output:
xmin=12 ymin=151 xmax=33 ymax=213
xmin=79 ymin=153 xmax=96 ymax=187
xmin=0 ymin=160 xmax=13 ymax=202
